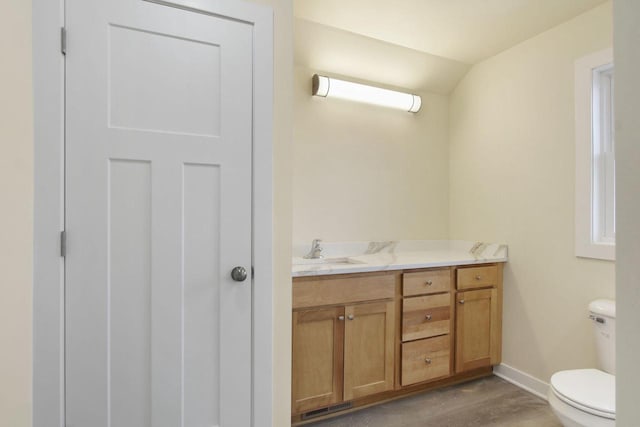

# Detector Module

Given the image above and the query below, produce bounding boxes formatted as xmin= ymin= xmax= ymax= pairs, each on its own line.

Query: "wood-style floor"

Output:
xmin=306 ymin=376 xmax=561 ymax=427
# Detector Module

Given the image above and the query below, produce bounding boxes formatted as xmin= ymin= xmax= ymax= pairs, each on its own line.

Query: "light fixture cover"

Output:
xmin=312 ymin=74 xmax=421 ymax=113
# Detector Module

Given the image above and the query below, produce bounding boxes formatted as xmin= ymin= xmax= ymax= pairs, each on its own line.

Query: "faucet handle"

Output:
xmin=311 ymin=238 xmax=322 ymax=247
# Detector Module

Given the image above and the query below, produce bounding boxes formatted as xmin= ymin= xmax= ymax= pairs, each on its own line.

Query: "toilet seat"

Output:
xmin=550 ymin=369 xmax=615 ymax=420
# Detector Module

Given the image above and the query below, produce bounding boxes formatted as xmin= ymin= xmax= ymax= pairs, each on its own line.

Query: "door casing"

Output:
xmin=32 ymin=0 xmax=274 ymax=426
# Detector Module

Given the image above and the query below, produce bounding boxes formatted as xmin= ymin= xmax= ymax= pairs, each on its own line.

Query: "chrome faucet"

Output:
xmin=303 ymin=239 xmax=324 ymax=259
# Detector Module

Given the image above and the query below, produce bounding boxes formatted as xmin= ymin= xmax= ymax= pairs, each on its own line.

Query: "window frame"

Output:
xmin=575 ymin=48 xmax=615 ymax=261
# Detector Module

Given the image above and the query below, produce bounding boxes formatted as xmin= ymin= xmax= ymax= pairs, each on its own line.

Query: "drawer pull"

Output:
xmin=459 ymin=299 xmax=465 ymax=304
xmin=425 ymin=314 xmax=432 ymax=321
xmin=338 ymin=315 xmax=345 ymax=321
xmin=425 ymin=280 xmax=433 ymax=286
xmin=475 ymin=275 xmax=482 ymax=280
xmin=425 ymin=358 xmax=432 ymax=364
xmin=347 ymin=314 xmax=354 ymax=320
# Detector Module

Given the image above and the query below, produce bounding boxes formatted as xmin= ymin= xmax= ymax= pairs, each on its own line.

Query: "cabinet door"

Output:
xmin=344 ymin=301 xmax=395 ymax=400
xmin=455 ymin=288 xmax=499 ymax=372
xmin=292 ymin=307 xmax=344 ymax=414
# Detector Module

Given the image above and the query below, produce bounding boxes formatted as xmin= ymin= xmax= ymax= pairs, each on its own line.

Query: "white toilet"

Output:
xmin=548 ymin=299 xmax=616 ymax=427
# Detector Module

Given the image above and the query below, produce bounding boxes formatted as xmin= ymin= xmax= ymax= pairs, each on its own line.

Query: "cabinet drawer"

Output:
xmin=403 ymin=269 xmax=451 ymax=296
xmin=401 ymin=335 xmax=450 ymax=386
xmin=293 ymin=273 xmax=396 ymax=309
xmin=456 ymin=265 xmax=498 ymax=290
xmin=402 ymin=293 xmax=451 ymax=341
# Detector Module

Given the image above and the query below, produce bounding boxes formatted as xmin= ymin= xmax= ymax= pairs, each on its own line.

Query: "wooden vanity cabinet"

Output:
xmin=291 ymin=263 xmax=504 ymax=424
xmin=454 ymin=264 xmax=503 ymax=373
xmin=291 ymin=273 xmax=396 ymax=415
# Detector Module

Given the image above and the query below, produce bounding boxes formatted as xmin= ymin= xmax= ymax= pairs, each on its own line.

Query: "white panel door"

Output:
xmin=65 ymin=1 xmax=253 ymax=426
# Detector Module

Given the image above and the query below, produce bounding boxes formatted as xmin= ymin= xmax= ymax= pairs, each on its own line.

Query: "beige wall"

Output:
xmin=292 ymin=24 xmax=450 ymax=243
xmin=614 ymin=0 xmax=640 ymax=424
xmin=449 ymin=2 xmax=614 ymax=383
xmin=0 ymin=1 xmax=33 ymax=426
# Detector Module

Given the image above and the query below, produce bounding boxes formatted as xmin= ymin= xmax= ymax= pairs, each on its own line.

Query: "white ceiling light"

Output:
xmin=312 ymin=74 xmax=422 ymax=113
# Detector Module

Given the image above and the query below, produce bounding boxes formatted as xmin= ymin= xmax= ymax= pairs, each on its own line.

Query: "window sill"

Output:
xmin=575 ymin=242 xmax=615 ymax=261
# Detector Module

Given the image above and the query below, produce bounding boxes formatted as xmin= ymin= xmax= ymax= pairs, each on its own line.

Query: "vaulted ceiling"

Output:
xmin=294 ymin=0 xmax=608 ymax=64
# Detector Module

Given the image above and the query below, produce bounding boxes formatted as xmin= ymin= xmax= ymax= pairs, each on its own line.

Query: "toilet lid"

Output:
xmin=550 ymin=369 xmax=615 ymax=419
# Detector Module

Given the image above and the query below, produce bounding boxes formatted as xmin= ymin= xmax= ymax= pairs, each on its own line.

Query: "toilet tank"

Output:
xmin=589 ymin=299 xmax=616 ymax=375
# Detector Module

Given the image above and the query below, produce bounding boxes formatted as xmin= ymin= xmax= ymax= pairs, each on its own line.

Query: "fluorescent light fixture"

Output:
xmin=312 ymin=74 xmax=422 ymax=113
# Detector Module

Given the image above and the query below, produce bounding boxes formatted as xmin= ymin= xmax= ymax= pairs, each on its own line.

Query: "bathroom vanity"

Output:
xmin=290 ymin=241 xmax=507 ymax=425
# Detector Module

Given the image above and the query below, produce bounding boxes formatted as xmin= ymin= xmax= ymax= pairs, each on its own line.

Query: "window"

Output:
xmin=575 ymin=48 xmax=615 ymax=261
xmin=592 ymin=64 xmax=615 ymax=244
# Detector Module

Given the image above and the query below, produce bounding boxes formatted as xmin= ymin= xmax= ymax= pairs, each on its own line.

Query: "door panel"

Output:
xmin=108 ymin=24 xmax=222 ymax=136
xmin=183 ymin=164 xmax=222 ymax=425
xmin=109 ymin=159 xmax=152 ymax=427
xmin=65 ymin=1 xmax=253 ymax=426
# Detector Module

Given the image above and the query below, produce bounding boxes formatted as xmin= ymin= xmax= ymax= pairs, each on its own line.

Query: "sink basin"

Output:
xmin=292 ymin=257 xmax=366 ymax=266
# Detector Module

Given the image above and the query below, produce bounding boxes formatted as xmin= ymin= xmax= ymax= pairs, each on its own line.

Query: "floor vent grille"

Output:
xmin=301 ymin=402 xmax=353 ymax=420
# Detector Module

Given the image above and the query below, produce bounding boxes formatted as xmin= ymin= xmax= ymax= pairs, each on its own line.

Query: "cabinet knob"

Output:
xmin=425 ymin=314 xmax=432 ymax=321
xmin=475 ymin=275 xmax=482 ymax=280
xmin=459 ymin=299 xmax=465 ymax=304
xmin=347 ymin=314 xmax=354 ymax=320
xmin=425 ymin=358 xmax=432 ymax=364
xmin=425 ymin=280 xmax=433 ymax=286
xmin=338 ymin=315 xmax=345 ymax=321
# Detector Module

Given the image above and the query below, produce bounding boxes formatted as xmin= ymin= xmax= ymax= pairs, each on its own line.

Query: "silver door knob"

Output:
xmin=347 ymin=314 xmax=354 ymax=320
xmin=231 ymin=266 xmax=247 ymax=282
xmin=425 ymin=358 xmax=432 ymax=364
xmin=425 ymin=314 xmax=432 ymax=321
xmin=459 ymin=299 xmax=465 ymax=304
xmin=338 ymin=316 xmax=345 ymax=321
xmin=425 ymin=280 xmax=433 ymax=286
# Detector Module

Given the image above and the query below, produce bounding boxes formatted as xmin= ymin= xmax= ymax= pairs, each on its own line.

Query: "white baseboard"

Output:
xmin=493 ymin=363 xmax=550 ymax=400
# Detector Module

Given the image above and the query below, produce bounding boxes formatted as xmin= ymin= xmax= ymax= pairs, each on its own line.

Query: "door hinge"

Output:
xmin=61 ymin=27 xmax=67 ymax=55
xmin=60 ymin=230 xmax=66 ymax=257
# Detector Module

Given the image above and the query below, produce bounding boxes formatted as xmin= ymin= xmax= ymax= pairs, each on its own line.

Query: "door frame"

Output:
xmin=32 ymin=0 xmax=274 ymax=425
